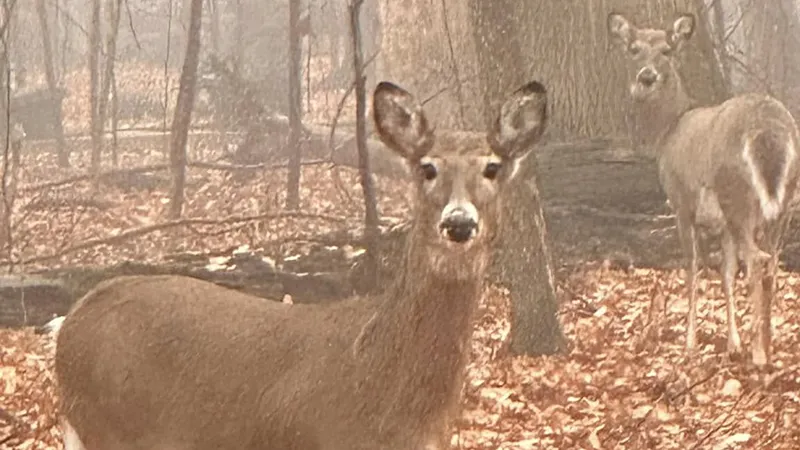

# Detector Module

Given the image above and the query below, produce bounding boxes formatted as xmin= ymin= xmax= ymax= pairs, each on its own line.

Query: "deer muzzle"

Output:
xmin=439 ymin=203 xmax=479 ymax=243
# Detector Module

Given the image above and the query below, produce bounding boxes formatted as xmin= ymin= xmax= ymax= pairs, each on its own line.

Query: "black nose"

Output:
xmin=440 ymin=215 xmax=478 ymax=243
xmin=637 ymin=67 xmax=658 ymax=86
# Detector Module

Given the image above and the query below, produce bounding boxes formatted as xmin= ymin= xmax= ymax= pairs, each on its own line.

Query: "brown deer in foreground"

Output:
xmin=54 ymin=79 xmax=548 ymax=450
xmin=608 ymin=12 xmax=800 ymax=366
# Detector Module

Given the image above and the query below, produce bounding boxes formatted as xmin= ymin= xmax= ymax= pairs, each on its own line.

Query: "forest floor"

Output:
xmin=2 ymin=265 xmax=799 ymax=449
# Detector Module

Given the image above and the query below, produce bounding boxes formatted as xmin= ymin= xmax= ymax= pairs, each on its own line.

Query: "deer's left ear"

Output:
xmin=670 ymin=14 xmax=695 ymax=49
xmin=488 ymin=80 xmax=548 ymax=165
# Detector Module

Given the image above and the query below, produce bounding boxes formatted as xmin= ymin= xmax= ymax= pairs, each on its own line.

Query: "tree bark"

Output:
xmin=35 ymin=0 xmax=69 ymax=168
xmin=285 ymin=0 xmax=303 ymax=210
xmin=96 ymin=0 xmax=122 ymax=168
xmin=382 ymin=0 xmax=727 ymax=138
xmin=88 ymin=0 xmax=102 ymax=176
xmin=349 ymin=0 xmax=380 ymax=292
xmin=469 ymin=0 xmax=565 ymax=356
xmin=168 ymin=0 xmax=203 ymax=219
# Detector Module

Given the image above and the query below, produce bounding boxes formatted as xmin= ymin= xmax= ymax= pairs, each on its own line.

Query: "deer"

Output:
xmin=607 ymin=12 xmax=800 ymax=367
xmin=54 ymin=79 xmax=548 ymax=450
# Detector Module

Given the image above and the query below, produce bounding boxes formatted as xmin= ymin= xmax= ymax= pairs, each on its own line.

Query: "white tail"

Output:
xmin=34 ymin=315 xmax=65 ymax=336
xmin=608 ymin=12 xmax=800 ymax=367
xmin=54 ymin=80 xmax=548 ymax=450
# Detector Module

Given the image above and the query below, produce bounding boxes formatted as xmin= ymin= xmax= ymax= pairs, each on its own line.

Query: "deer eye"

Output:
xmin=628 ymin=44 xmax=641 ymax=56
xmin=483 ymin=162 xmax=502 ymax=180
xmin=419 ymin=162 xmax=437 ymax=181
xmin=661 ymin=47 xmax=673 ymax=56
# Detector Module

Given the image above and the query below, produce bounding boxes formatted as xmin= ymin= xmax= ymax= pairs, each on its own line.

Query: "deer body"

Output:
xmin=55 ymin=80 xmax=548 ymax=450
xmin=609 ymin=13 xmax=800 ymax=366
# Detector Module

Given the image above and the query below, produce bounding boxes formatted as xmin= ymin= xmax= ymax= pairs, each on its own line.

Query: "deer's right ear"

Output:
xmin=607 ymin=13 xmax=634 ymax=51
xmin=373 ymin=81 xmax=434 ymax=162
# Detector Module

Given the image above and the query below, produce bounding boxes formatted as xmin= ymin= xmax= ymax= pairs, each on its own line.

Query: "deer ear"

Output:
xmin=489 ymin=81 xmax=547 ymax=163
xmin=671 ymin=14 xmax=695 ymax=48
xmin=608 ymin=13 xmax=634 ymax=51
xmin=372 ymin=81 xmax=434 ymax=162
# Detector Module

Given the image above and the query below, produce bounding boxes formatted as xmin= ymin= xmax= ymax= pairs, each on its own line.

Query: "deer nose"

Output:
xmin=637 ymin=67 xmax=658 ymax=86
xmin=439 ymin=209 xmax=479 ymax=243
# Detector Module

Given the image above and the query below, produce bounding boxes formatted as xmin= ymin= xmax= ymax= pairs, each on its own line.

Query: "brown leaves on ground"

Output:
xmin=459 ymin=267 xmax=800 ymax=449
xmin=1 ymin=266 xmax=798 ymax=449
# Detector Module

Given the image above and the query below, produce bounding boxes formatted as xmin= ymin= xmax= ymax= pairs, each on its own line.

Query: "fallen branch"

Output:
xmin=0 ymin=211 xmax=346 ymax=266
xmin=19 ymin=159 xmax=334 ymax=193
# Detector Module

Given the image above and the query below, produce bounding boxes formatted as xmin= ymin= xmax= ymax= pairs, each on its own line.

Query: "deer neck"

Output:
xmin=361 ymin=220 xmax=488 ymax=410
xmin=630 ymin=79 xmax=696 ymax=152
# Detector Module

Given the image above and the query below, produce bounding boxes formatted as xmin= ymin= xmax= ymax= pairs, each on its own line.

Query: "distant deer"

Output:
xmin=55 ymin=79 xmax=548 ymax=450
xmin=607 ymin=12 xmax=800 ymax=366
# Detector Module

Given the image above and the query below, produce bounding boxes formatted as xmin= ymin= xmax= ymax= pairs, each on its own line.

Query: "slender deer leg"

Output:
xmin=677 ymin=213 xmax=700 ymax=351
xmin=751 ymin=220 xmax=785 ymax=367
xmin=720 ymin=231 xmax=742 ymax=355
xmin=738 ymin=226 xmax=773 ymax=367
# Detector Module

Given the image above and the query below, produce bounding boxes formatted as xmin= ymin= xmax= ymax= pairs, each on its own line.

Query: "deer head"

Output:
xmin=607 ymin=13 xmax=695 ymax=102
xmin=373 ymin=81 xmax=547 ymax=276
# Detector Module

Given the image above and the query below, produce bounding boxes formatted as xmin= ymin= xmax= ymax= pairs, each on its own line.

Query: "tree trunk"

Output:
xmin=738 ymin=0 xmax=800 ymax=118
xmin=35 ymin=0 xmax=69 ymax=168
xmin=285 ymin=0 xmax=303 ymax=210
xmin=168 ymin=0 xmax=203 ymax=219
xmin=96 ymin=0 xmax=122 ymax=168
xmin=88 ymin=0 xmax=102 ymax=176
xmin=208 ymin=0 xmax=220 ymax=55
xmin=469 ymin=0 xmax=565 ymax=356
xmin=382 ymin=0 xmax=726 ymax=138
xmin=349 ymin=0 xmax=380 ymax=292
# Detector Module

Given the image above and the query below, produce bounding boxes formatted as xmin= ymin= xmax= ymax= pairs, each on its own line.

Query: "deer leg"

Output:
xmin=677 ymin=214 xmax=699 ymax=352
xmin=720 ymin=231 xmax=742 ymax=355
xmin=750 ymin=219 xmax=784 ymax=367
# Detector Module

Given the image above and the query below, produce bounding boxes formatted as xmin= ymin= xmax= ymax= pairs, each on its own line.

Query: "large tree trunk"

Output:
xmin=382 ymin=0 xmax=727 ymax=138
xmin=168 ymin=0 xmax=203 ymax=219
xmin=737 ymin=0 xmax=800 ymax=117
xmin=469 ymin=0 xmax=565 ymax=356
xmin=35 ymin=0 xmax=69 ymax=168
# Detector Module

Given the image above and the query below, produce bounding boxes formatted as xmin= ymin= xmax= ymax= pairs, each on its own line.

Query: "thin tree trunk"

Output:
xmin=168 ymin=0 xmax=203 ymax=219
xmin=285 ymin=0 xmax=303 ymax=210
xmin=111 ymin=69 xmax=119 ymax=167
xmin=350 ymin=0 xmax=379 ymax=292
xmin=35 ymin=0 xmax=69 ymax=167
xmin=88 ymin=0 xmax=102 ymax=176
xmin=96 ymin=0 xmax=121 ymax=167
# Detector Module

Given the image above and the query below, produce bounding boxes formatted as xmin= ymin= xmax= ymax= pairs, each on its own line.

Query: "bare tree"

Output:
xmin=96 ymin=0 xmax=122 ymax=168
xmin=88 ymin=0 xmax=102 ymax=176
xmin=349 ymin=0 xmax=380 ymax=290
xmin=35 ymin=0 xmax=69 ymax=167
xmin=285 ymin=0 xmax=303 ymax=210
xmin=168 ymin=0 xmax=204 ymax=219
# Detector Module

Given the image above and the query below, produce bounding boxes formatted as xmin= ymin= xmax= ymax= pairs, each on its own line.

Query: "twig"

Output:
xmin=690 ymin=389 xmax=752 ymax=450
xmin=0 ymin=211 xmax=346 ymax=266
